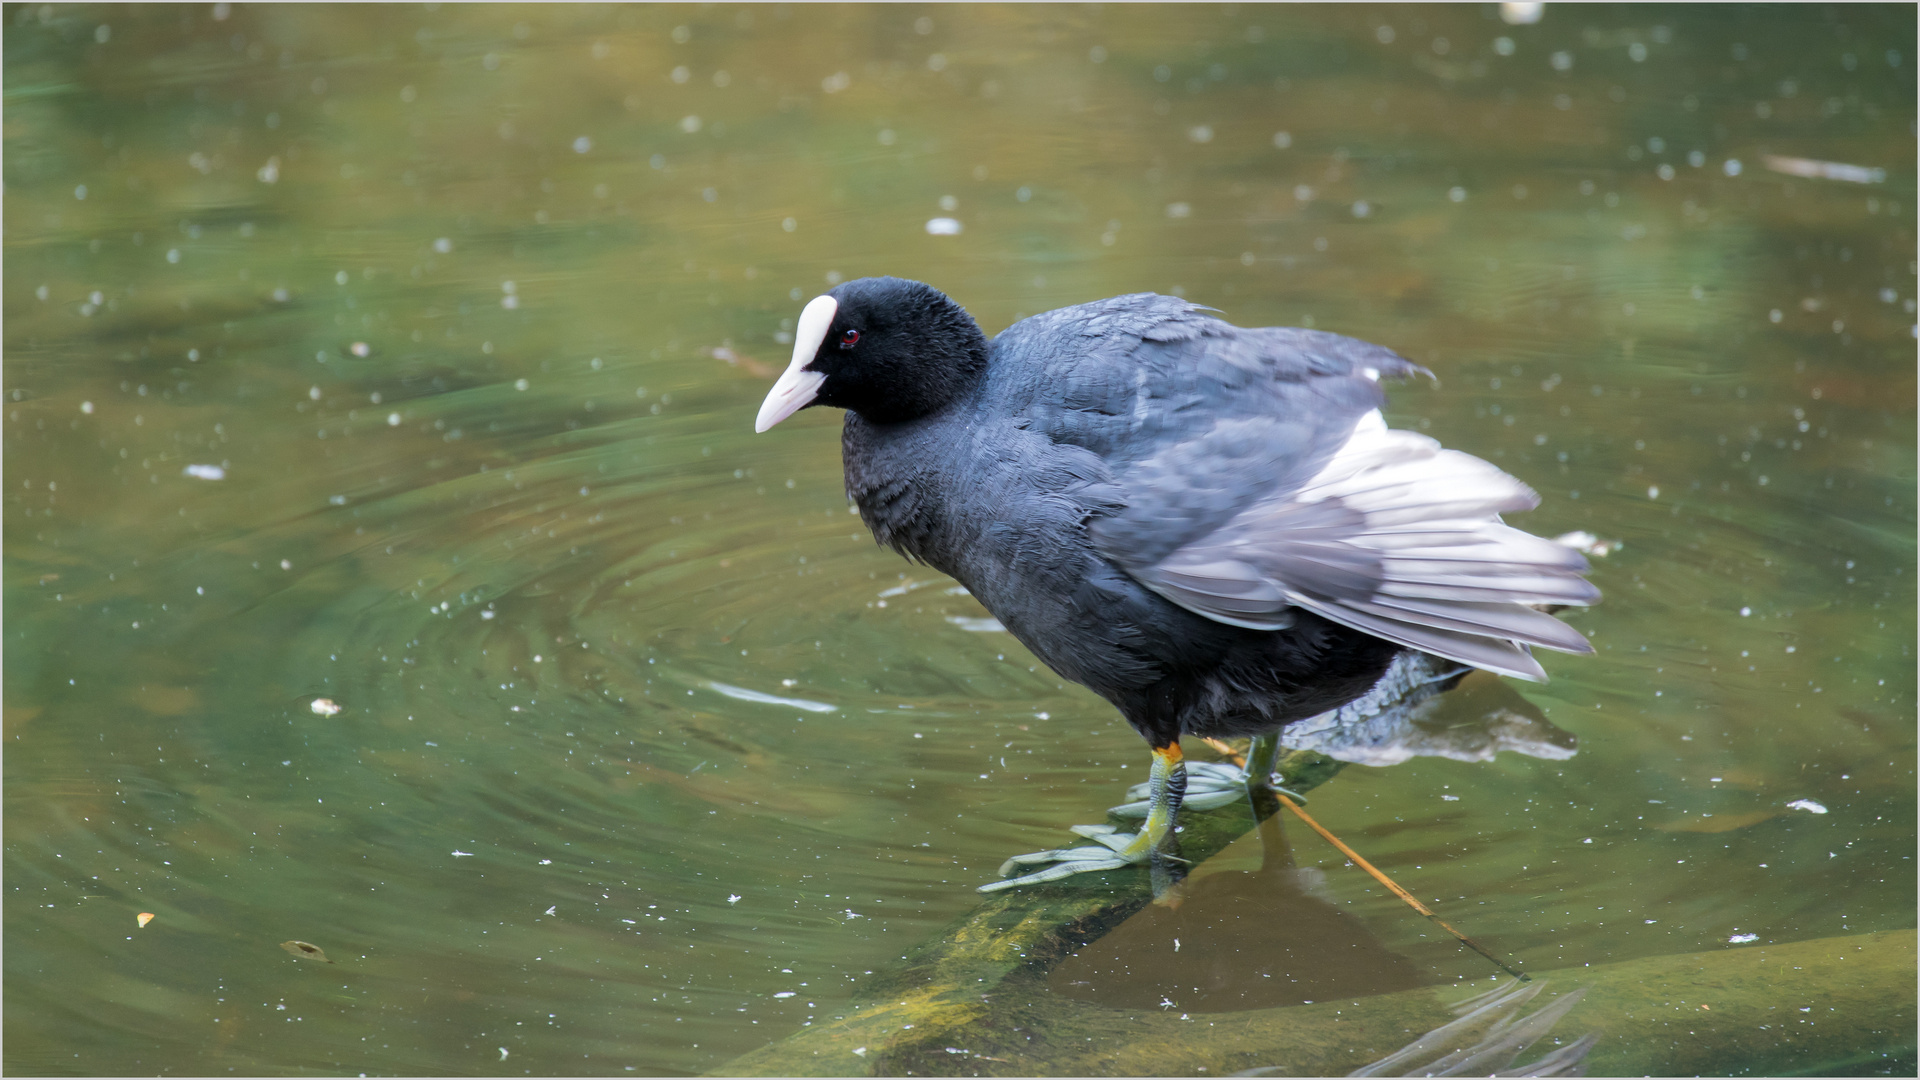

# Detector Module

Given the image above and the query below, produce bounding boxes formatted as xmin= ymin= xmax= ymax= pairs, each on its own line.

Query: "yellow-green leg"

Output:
xmin=1245 ymin=732 xmax=1281 ymax=795
xmin=982 ymin=741 xmax=1189 ymax=892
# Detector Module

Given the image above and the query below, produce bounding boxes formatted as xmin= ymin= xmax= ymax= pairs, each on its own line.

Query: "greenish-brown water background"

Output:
xmin=4 ymin=3 xmax=1913 ymax=1075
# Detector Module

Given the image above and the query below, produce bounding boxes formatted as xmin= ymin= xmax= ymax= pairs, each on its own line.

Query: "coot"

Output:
xmin=756 ymin=277 xmax=1596 ymax=889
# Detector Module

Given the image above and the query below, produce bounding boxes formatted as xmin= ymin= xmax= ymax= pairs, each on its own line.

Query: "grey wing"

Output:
xmin=1103 ymin=411 xmax=1598 ymax=682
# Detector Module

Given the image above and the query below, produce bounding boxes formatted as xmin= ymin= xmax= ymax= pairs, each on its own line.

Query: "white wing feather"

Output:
xmin=1132 ymin=412 xmax=1597 ymax=681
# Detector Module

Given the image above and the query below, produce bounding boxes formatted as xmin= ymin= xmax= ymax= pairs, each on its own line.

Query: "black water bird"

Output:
xmin=755 ymin=277 xmax=1597 ymax=888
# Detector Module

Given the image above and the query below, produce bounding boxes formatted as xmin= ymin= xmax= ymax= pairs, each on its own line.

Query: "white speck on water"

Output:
xmin=1166 ymin=202 xmax=1192 ymax=219
xmin=498 ymin=1048 xmax=508 ymax=1062
xmin=183 ymin=464 xmax=226 ymax=480
xmin=452 ymin=851 xmax=474 ymax=857
xmin=572 ymin=136 xmax=592 ymax=153
xmin=1740 ymin=606 xmax=1752 ymax=616
xmin=166 ymin=248 xmax=181 ymax=264
xmin=308 ymin=385 xmax=322 ymax=400
xmin=925 ymin=217 xmax=962 ymax=235
xmin=1786 ymin=799 xmax=1828 ymax=814
xmin=279 ymin=559 xmax=292 ymax=570
xmin=1500 ymin=3 xmax=1543 ymax=25
xmin=728 ymin=894 xmax=742 ymax=904
xmin=545 ymin=906 xmax=557 ymax=915
xmin=1351 ymin=200 xmax=1371 ymax=218
xmin=1187 ymin=125 xmax=1213 ymax=144
xmin=350 ymin=342 xmax=370 ymax=357
xmin=1729 ymin=933 xmax=1758 ymax=944
xmin=774 ymin=992 xmax=796 ymax=999
xmin=1448 ymin=186 xmax=1467 ymax=202
xmin=1549 ymin=50 xmax=1572 ymax=71
xmin=1647 ymin=485 xmax=1659 ymax=499
xmin=1724 ymin=158 xmax=1743 ymax=177
xmin=387 ymin=412 xmax=401 ymax=426
xmin=514 ymin=379 xmax=530 ymax=391
xmin=310 ymin=698 xmax=342 ymax=716
xmin=1272 ymin=131 xmax=1292 ymax=148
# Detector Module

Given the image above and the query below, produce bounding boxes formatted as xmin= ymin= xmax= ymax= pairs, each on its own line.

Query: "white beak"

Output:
xmin=754 ymin=294 xmax=838 ymax=432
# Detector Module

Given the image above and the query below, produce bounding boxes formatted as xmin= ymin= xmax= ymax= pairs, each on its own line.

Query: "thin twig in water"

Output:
xmin=1202 ymin=736 xmax=1529 ymax=982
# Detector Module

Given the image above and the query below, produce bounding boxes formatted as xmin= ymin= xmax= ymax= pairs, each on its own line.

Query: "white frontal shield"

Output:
xmin=754 ymin=294 xmax=838 ymax=432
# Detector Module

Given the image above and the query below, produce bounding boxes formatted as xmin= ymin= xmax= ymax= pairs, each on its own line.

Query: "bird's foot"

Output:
xmin=979 ymin=825 xmax=1152 ymax=892
xmin=1107 ymin=760 xmax=1307 ymax=818
xmin=982 ymin=743 xmax=1192 ymax=893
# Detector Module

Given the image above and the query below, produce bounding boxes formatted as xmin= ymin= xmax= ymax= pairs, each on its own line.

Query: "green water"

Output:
xmin=5 ymin=4 xmax=1913 ymax=1075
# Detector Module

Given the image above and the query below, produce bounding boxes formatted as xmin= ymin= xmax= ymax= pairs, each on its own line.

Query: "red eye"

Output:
xmin=839 ymin=329 xmax=860 ymax=349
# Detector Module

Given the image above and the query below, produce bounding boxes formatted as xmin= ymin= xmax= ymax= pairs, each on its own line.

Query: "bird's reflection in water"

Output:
xmin=1049 ymin=659 xmax=1581 ymax=1013
xmin=1048 ymin=810 xmax=1427 ymax=1011
xmin=1285 ymin=667 xmax=1577 ymax=767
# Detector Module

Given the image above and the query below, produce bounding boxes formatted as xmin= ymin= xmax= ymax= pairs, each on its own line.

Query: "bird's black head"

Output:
xmin=755 ymin=276 xmax=990 ymax=431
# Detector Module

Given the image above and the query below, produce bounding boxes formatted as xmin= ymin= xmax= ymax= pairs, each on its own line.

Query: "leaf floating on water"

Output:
xmin=136 ymin=912 xmax=155 ymax=928
xmin=280 ymin=940 xmax=334 ymax=963
xmin=310 ymin=697 xmax=343 ymax=717
xmin=1654 ymin=809 xmax=1780 ymax=834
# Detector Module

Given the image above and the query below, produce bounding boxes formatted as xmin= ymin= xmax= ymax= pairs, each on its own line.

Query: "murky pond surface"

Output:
xmin=5 ymin=4 xmax=1914 ymax=1075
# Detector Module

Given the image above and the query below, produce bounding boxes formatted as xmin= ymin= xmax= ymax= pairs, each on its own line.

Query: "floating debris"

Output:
xmin=1762 ymin=155 xmax=1886 ymax=184
xmin=280 ymin=940 xmax=333 ymax=963
xmin=1786 ymin=799 xmax=1829 ymax=814
xmin=136 ymin=912 xmax=155 ymax=928
xmin=705 ymin=345 xmax=777 ymax=379
xmin=309 ymin=697 xmax=343 ymax=717
xmin=1729 ymin=933 xmax=1759 ymax=944
xmin=925 ymin=217 xmax=963 ymax=235
xmin=1553 ymin=530 xmax=1621 ymax=557
xmin=182 ymin=464 xmax=226 ymax=481
xmin=706 ymin=681 xmax=837 ymax=713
